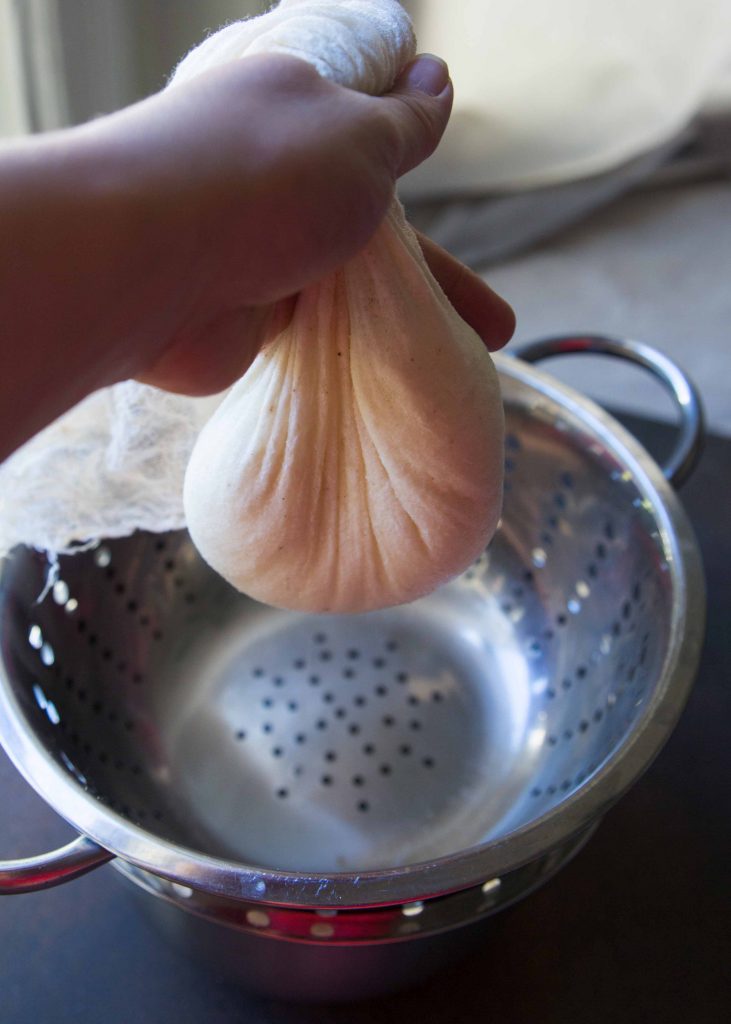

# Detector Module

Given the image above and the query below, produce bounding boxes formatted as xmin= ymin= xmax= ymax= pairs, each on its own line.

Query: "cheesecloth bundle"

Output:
xmin=0 ymin=0 xmax=504 ymax=613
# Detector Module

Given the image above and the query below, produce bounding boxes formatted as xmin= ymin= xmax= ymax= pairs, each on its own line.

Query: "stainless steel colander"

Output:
xmin=0 ymin=337 xmax=705 ymax=1000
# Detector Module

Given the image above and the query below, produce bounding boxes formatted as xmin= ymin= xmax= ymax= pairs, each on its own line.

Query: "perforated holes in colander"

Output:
xmin=228 ymin=628 xmax=448 ymax=820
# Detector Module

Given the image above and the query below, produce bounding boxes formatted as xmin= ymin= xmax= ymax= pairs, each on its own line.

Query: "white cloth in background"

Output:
xmin=400 ymin=0 xmax=731 ymax=198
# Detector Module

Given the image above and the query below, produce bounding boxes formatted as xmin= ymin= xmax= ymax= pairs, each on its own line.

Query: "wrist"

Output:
xmin=60 ymin=115 xmax=204 ymax=386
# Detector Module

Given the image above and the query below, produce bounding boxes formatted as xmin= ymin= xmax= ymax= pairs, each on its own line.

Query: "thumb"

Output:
xmin=381 ymin=54 xmax=453 ymax=177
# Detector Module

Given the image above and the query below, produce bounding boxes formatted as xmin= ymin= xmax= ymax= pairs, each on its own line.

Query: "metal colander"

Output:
xmin=0 ymin=338 xmax=705 ymax=1000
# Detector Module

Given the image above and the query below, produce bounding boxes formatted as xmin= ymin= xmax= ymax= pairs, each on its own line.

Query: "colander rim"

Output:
xmin=0 ymin=355 xmax=706 ymax=907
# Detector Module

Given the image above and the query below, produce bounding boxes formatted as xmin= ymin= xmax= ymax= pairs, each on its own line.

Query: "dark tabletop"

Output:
xmin=1 ymin=415 xmax=729 ymax=1024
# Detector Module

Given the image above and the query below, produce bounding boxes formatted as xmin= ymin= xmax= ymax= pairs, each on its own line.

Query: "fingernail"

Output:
xmin=400 ymin=54 xmax=450 ymax=96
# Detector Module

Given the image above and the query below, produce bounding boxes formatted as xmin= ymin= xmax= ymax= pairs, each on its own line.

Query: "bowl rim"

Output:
xmin=0 ymin=354 xmax=706 ymax=907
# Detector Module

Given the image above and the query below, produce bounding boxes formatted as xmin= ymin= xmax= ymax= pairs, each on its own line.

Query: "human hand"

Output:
xmin=82 ymin=52 xmax=514 ymax=394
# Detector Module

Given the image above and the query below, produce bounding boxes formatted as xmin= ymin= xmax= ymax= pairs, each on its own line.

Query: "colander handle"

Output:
xmin=517 ymin=334 xmax=704 ymax=487
xmin=0 ymin=835 xmax=114 ymax=894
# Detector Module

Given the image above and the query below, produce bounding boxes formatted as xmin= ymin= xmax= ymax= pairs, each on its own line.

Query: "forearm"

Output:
xmin=0 ymin=127 xmax=194 ymax=461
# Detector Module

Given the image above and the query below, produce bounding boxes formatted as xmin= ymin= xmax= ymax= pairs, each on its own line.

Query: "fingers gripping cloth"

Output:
xmin=0 ymin=0 xmax=504 ymax=613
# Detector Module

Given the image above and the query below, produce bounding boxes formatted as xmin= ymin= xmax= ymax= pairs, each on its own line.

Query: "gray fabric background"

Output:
xmin=407 ymin=118 xmax=731 ymax=436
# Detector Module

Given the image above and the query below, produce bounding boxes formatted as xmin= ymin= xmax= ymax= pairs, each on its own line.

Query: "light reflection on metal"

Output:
xmin=527 ymin=727 xmax=547 ymax=752
xmin=310 ymin=921 xmax=335 ymax=938
xmin=94 ymin=547 xmax=111 ymax=568
xmin=246 ymin=909 xmax=270 ymax=928
xmin=531 ymin=547 xmax=547 ymax=568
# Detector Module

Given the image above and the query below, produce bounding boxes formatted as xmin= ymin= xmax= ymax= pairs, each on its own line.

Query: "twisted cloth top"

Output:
xmin=171 ymin=0 xmax=415 ymax=95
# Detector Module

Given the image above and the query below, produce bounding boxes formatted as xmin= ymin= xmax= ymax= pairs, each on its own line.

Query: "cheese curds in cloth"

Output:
xmin=179 ymin=0 xmax=504 ymax=612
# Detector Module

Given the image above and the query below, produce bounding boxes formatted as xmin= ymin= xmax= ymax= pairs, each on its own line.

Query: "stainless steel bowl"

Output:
xmin=0 ymin=338 xmax=705 ymax=1000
